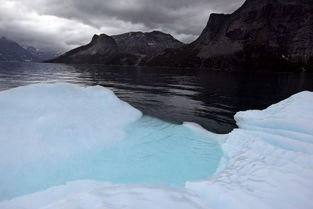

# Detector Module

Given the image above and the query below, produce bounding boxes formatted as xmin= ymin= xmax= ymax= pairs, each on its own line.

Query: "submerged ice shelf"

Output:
xmin=0 ymin=84 xmax=313 ymax=209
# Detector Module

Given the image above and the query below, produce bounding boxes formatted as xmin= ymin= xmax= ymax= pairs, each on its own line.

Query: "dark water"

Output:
xmin=1 ymin=61 xmax=313 ymax=133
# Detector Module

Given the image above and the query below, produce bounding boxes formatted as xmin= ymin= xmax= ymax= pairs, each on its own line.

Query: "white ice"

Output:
xmin=0 ymin=83 xmax=222 ymax=202
xmin=0 ymin=83 xmax=142 ymax=200
xmin=0 ymin=84 xmax=312 ymax=209
xmin=0 ymin=83 xmax=142 ymax=166
xmin=186 ymin=91 xmax=313 ymax=209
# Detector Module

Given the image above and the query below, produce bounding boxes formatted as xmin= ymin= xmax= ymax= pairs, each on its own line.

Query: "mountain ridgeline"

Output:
xmin=0 ymin=37 xmax=40 ymax=62
xmin=0 ymin=37 xmax=59 ymax=62
xmin=49 ymin=31 xmax=184 ymax=65
xmin=50 ymin=0 xmax=313 ymax=72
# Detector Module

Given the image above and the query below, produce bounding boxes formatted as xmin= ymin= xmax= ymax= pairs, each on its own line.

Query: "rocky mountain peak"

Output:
xmin=90 ymin=34 xmax=117 ymax=48
xmin=49 ymin=30 xmax=183 ymax=65
xmin=91 ymin=34 xmax=99 ymax=42
xmin=112 ymin=30 xmax=184 ymax=56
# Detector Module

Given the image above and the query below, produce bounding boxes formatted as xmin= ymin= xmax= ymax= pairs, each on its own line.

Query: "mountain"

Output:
xmin=0 ymin=37 xmax=40 ymax=62
xmin=146 ymin=0 xmax=313 ymax=72
xmin=112 ymin=31 xmax=183 ymax=57
xmin=24 ymin=46 xmax=60 ymax=61
xmin=0 ymin=37 xmax=59 ymax=62
xmin=48 ymin=0 xmax=313 ymax=72
xmin=49 ymin=31 xmax=184 ymax=65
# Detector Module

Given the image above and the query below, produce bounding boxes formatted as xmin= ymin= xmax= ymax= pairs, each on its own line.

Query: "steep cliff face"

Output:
xmin=49 ymin=31 xmax=184 ymax=65
xmin=147 ymin=0 xmax=313 ymax=71
xmin=194 ymin=0 xmax=313 ymax=59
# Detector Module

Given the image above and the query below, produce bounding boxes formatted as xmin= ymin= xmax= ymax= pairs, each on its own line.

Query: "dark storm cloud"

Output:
xmin=0 ymin=0 xmax=244 ymax=52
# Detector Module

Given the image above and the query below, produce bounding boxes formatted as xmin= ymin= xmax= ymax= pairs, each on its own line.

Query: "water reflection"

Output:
xmin=1 ymin=62 xmax=313 ymax=133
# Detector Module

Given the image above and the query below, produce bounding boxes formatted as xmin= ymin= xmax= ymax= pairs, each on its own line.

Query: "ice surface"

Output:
xmin=0 ymin=83 xmax=222 ymax=201
xmin=0 ymin=180 xmax=211 ymax=209
xmin=0 ymin=83 xmax=141 ymax=200
xmin=186 ymin=91 xmax=313 ymax=209
xmin=0 ymin=83 xmax=142 ymax=165
xmin=0 ymin=84 xmax=312 ymax=209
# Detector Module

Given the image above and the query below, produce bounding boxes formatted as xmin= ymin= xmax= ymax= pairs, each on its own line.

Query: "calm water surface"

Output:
xmin=1 ymin=62 xmax=313 ymax=133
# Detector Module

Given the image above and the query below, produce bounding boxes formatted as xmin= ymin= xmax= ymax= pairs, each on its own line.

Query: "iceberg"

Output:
xmin=0 ymin=83 xmax=222 ymax=202
xmin=0 ymin=83 xmax=141 ymax=200
xmin=0 ymin=84 xmax=312 ymax=209
xmin=186 ymin=91 xmax=313 ymax=209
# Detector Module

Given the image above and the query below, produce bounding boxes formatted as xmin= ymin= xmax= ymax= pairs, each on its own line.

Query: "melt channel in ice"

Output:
xmin=0 ymin=83 xmax=312 ymax=209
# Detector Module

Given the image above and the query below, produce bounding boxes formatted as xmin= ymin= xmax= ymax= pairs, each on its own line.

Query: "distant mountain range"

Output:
xmin=24 ymin=46 xmax=60 ymax=61
xmin=49 ymin=0 xmax=313 ymax=72
xmin=49 ymin=31 xmax=184 ymax=65
xmin=0 ymin=37 xmax=59 ymax=62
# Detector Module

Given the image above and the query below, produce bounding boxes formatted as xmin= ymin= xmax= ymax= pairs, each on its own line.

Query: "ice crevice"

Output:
xmin=0 ymin=84 xmax=312 ymax=209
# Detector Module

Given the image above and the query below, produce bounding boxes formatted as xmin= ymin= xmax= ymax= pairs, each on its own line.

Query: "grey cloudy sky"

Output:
xmin=0 ymin=0 xmax=244 ymax=52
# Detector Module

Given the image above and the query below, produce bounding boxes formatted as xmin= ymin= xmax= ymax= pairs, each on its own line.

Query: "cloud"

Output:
xmin=0 ymin=0 xmax=245 ymax=52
